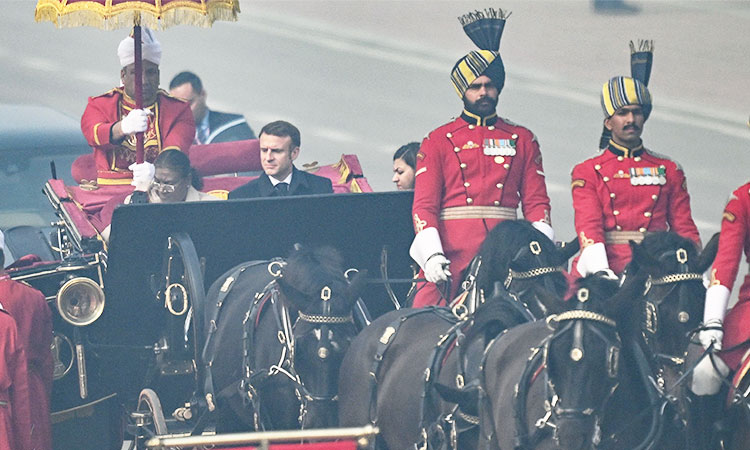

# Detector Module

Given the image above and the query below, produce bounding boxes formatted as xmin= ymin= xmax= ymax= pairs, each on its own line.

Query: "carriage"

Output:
xmin=3 ymin=128 xmax=417 ymax=448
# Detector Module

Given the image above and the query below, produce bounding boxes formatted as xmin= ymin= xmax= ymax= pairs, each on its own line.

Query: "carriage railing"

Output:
xmin=145 ymin=425 xmax=378 ymax=449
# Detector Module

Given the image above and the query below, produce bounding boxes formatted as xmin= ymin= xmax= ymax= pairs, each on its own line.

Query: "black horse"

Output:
xmin=476 ymin=273 xmax=626 ymax=450
xmin=599 ymin=232 xmax=719 ymax=450
xmin=338 ymin=220 xmax=578 ymax=449
xmin=200 ymin=246 xmax=364 ymax=432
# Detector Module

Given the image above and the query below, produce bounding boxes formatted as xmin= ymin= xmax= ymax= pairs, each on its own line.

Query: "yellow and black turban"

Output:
xmin=601 ymin=76 xmax=652 ymax=119
xmin=451 ymin=50 xmax=505 ymax=99
xmin=451 ymin=8 xmax=510 ymax=99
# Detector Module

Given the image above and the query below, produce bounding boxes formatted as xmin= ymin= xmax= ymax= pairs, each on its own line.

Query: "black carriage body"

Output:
xmin=95 ymin=192 xmax=415 ymax=409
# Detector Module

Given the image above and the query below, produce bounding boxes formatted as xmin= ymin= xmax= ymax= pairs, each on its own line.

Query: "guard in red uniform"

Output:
xmin=0 ymin=303 xmax=32 ymax=450
xmin=410 ymin=9 xmax=554 ymax=308
xmin=81 ymin=28 xmax=194 ymax=188
xmin=0 ymin=232 xmax=53 ymax=450
xmin=571 ymin=76 xmax=700 ymax=278
xmin=692 ymin=167 xmax=750 ymax=396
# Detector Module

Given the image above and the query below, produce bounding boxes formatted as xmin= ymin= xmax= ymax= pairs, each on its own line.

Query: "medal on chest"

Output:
xmin=629 ymin=165 xmax=666 ymax=186
xmin=483 ymin=137 xmax=516 ymax=156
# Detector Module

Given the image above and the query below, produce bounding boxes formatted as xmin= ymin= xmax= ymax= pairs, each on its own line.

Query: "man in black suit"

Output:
xmin=228 ymin=121 xmax=333 ymax=199
xmin=169 ymin=71 xmax=256 ymax=144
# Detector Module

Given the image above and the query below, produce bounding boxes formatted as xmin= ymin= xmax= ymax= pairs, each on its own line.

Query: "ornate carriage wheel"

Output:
xmin=133 ymin=388 xmax=168 ymax=449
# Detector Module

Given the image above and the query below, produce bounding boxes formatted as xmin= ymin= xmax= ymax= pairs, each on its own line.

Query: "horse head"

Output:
xmin=473 ymin=220 xmax=577 ymax=318
xmin=542 ymin=273 xmax=622 ymax=450
xmin=276 ymin=246 xmax=365 ymax=428
xmin=621 ymin=232 xmax=718 ymax=383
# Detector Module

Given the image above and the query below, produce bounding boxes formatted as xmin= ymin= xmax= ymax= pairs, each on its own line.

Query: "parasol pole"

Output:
xmin=133 ymin=23 xmax=145 ymax=163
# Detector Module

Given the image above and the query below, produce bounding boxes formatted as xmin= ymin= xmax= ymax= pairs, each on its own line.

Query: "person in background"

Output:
xmin=0 ymin=231 xmax=33 ymax=450
xmin=570 ymin=76 xmax=700 ymax=278
xmin=228 ymin=120 xmax=333 ymax=199
xmin=99 ymin=149 xmax=219 ymax=241
xmin=81 ymin=28 xmax=194 ymax=190
xmin=410 ymin=9 xmax=554 ymax=307
xmin=392 ymin=142 xmax=418 ymax=191
xmin=169 ymin=71 xmax=256 ymax=144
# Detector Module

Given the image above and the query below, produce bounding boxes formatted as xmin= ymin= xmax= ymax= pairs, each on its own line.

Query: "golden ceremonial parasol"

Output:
xmin=35 ymin=0 xmax=240 ymax=163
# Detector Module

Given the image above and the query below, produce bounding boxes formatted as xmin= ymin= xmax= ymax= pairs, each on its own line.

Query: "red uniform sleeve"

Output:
xmin=571 ymin=161 xmax=605 ymax=247
xmin=160 ymin=100 xmax=195 ymax=153
xmin=412 ymin=133 xmax=444 ymax=234
xmin=711 ymin=186 xmax=749 ymax=291
xmin=517 ymin=132 xmax=551 ymax=224
xmin=1 ymin=319 xmax=32 ymax=450
xmin=81 ymin=96 xmax=117 ymax=151
xmin=665 ymin=164 xmax=701 ymax=248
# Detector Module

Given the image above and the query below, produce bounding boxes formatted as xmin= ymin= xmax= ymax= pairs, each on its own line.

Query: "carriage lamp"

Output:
xmin=56 ymin=277 xmax=105 ymax=326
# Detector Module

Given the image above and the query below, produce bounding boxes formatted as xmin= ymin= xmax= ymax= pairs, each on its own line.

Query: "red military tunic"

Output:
xmin=571 ymin=140 xmax=701 ymax=276
xmin=412 ymin=111 xmax=552 ymax=307
xmin=0 ymin=277 xmax=53 ymax=450
xmin=708 ymin=182 xmax=750 ymax=370
xmin=0 ymin=307 xmax=32 ymax=450
xmin=81 ymin=87 xmax=194 ymax=185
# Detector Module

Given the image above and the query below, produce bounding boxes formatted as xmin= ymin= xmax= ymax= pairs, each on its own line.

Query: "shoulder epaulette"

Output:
xmin=93 ymin=87 xmax=123 ymax=99
xmin=160 ymin=89 xmax=187 ymax=103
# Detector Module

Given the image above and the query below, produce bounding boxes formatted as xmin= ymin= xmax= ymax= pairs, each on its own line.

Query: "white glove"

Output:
xmin=691 ymin=352 xmax=729 ymax=396
xmin=532 ymin=221 xmax=555 ymax=242
xmin=424 ymin=254 xmax=451 ymax=283
xmin=595 ymin=269 xmax=618 ymax=281
xmin=120 ymin=109 xmax=152 ymax=135
xmin=128 ymin=161 xmax=155 ymax=192
xmin=698 ymin=319 xmax=724 ymax=351
xmin=576 ymin=242 xmax=610 ymax=276
xmin=700 ymin=284 xmax=730 ymax=351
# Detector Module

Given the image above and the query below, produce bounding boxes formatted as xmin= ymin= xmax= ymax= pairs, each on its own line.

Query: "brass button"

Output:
xmin=595 ymin=164 xmax=601 ymax=170
xmin=639 ymin=227 xmax=647 ymax=232
xmin=644 ymin=211 xmax=652 ymax=217
xmin=603 ymin=176 xmax=610 ymax=182
xmin=613 ymin=210 xmax=620 ymax=216
xmin=503 ymin=163 xmax=510 ymax=169
xmin=460 ymin=163 xmax=467 ymax=169
xmin=634 ymin=156 xmax=641 ymax=162
xmin=494 ymin=200 xmax=500 ymax=206
xmin=618 ymin=170 xmax=624 ymax=175
xmin=494 ymin=156 xmax=504 ymax=164
xmin=616 ymin=225 xmax=623 ymax=231
xmin=651 ymin=194 xmax=658 ymax=201
xmin=446 ymin=132 xmax=453 ymax=138
xmin=488 ymin=125 xmax=495 ymax=130
xmin=464 ymin=182 xmax=470 ymax=188
xmin=466 ymin=198 xmax=473 ymax=205
xmin=610 ymin=193 xmax=616 ymax=198
xmin=454 ymin=146 xmax=461 ymax=153
xmin=496 ymin=183 xmax=503 ymax=189
xmin=468 ymin=125 xmax=475 ymax=130
xmin=617 ymin=156 xmax=624 ymax=161
xmin=511 ymin=133 xmax=518 ymax=139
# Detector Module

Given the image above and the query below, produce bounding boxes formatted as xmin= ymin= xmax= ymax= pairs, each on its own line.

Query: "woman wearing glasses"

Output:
xmin=98 ymin=149 xmax=219 ymax=241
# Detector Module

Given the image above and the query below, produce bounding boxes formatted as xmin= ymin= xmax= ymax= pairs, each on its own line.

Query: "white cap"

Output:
xmin=118 ymin=28 xmax=162 ymax=67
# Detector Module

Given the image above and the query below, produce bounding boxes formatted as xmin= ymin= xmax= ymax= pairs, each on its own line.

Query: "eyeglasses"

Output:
xmin=151 ymin=179 xmax=181 ymax=193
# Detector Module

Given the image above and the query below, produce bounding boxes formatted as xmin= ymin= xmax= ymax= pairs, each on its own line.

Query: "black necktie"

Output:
xmin=274 ymin=182 xmax=289 ymax=196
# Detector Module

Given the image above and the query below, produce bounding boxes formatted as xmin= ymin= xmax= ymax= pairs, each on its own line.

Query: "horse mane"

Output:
xmin=278 ymin=245 xmax=348 ymax=308
xmin=566 ymin=274 xmax=620 ymax=316
xmin=473 ymin=220 xmax=558 ymax=293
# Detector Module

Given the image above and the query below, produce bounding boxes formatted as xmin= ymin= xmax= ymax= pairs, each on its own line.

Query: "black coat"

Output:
xmin=228 ymin=166 xmax=333 ymax=199
xmin=206 ymin=110 xmax=256 ymax=143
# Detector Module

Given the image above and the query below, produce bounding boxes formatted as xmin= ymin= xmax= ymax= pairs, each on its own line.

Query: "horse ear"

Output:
xmin=695 ymin=232 xmax=720 ymax=274
xmin=557 ymin=237 xmax=580 ymax=262
xmin=604 ymin=270 xmax=647 ymax=319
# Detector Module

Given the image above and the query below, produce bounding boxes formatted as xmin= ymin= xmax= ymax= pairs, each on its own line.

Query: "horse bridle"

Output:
xmin=241 ymin=262 xmax=354 ymax=429
xmin=640 ymin=247 xmax=703 ymax=372
xmin=507 ymin=287 xmax=620 ymax=449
